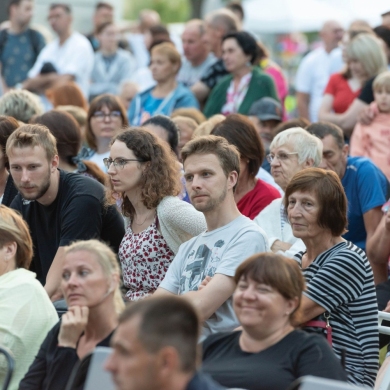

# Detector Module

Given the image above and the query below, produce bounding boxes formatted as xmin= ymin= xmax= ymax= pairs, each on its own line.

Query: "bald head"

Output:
xmin=204 ymin=9 xmax=240 ymax=57
xmin=320 ymin=20 xmax=344 ymax=52
xmin=139 ymin=9 xmax=161 ymax=32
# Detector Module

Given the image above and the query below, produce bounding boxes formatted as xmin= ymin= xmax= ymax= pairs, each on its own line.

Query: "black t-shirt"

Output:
xmin=358 ymin=76 xmax=375 ymax=104
xmin=10 ymin=170 xmax=125 ymax=284
xmin=200 ymin=59 xmax=228 ymax=90
xmin=202 ymin=330 xmax=348 ymax=390
xmin=19 ymin=321 xmax=113 ymax=390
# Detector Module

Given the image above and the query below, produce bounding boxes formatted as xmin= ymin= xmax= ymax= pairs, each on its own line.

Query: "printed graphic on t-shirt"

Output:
xmin=179 ymin=239 xmax=225 ymax=292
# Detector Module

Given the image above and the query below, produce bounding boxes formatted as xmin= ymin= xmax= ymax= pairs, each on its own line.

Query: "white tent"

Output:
xmin=243 ymin=0 xmax=387 ymax=33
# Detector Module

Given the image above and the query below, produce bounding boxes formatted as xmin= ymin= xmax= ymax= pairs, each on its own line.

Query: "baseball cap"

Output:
xmin=248 ymin=97 xmax=283 ymax=121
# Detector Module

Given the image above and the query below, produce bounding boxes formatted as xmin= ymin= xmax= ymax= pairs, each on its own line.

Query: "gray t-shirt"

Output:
xmin=159 ymin=215 xmax=268 ymax=338
xmin=177 ymin=53 xmax=217 ymax=87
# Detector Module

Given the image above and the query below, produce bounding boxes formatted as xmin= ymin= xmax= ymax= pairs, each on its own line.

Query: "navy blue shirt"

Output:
xmin=342 ymin=156 xmax=390 ymax=250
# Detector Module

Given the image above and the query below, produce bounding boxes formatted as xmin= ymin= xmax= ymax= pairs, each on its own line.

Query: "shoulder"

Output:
xmin=252 ymin=67 xmax=273 ymax=82
xmin=255 ymin=179 xmax=281 ymax=196
xmin=70 ymin=32 xmax=93 ymax=50
xmin=60 ymin=170 xmax=104 ymax=199
xmin=346 ymin=156 xmax=386 ymax=178
xmin=259 ymin=197 xmax=283 ymax=215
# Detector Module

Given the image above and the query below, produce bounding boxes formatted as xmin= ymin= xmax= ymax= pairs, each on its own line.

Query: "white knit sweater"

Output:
xmin=253 ymin=198 xmax=306 ymax=258
xmin=156 ymin=196 xmax=207 ymax=254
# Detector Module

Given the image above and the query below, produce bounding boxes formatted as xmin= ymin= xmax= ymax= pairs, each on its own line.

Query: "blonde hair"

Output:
xmin=373 ymin=71 xmax=390 ymax=92
xmin=0 ymin=205 xmax=33 ymax=269
xmin=192 ymin=115 xmax=225 ymax=138
xmin=151 ymin=42 xmax=182 ymax=71
xmin=345 ymin=33 xmax=387 ymax=79
xmin=64 ymin=240 xmax=125 ymax=315
xmin=0 ymin=89 xmax=43 ymax=123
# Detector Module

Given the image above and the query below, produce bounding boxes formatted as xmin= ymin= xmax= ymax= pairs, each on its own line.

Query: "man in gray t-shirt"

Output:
xmin=156 ymin=135 xmax=268 ymax=338
xmin=177 ymin=19 xmax=217 ymax=87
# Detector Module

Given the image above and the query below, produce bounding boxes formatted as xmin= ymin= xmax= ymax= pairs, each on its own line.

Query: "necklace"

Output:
xmin=133 ymin=210 xmax=155 ymax=225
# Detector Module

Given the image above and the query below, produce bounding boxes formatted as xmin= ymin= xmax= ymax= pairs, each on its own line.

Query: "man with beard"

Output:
xmin=155 ymin=135 xmax=268 ymax=340
xmin=7 ymin=124 xmax=124 ymax=300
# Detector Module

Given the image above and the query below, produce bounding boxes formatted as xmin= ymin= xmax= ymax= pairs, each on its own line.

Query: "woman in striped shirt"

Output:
xmin=286 ymin=168 xmax=378 ymax=387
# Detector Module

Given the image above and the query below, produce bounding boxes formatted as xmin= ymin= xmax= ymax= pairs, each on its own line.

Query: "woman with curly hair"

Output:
xmin=106 ymin=128 xmax=206 ymax=301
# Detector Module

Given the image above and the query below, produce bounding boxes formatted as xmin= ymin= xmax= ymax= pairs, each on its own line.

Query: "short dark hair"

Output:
xmin=284 ymin=168 xmax=348 ymax=237
xmin=374 ymin=25 xmax=390 ymax=50
xmin=234 ymin=252 xmax=305 ymax=324
xmin=119 ymin=296 xmax=199 ymax=373
xmin=143 ymin=115 xmax=179 ymax=155
xmin=96 ymin=1 xmax=113 ymax=11
xmin=306 ymin=122 xmax=345 ymax=149
xmin=222 ymin=31 xmax=259 ymax=64
xmin=211 ymin=114 xmax=264 ymax=177
xmin=8 ymin=0 xmax=27 ymax=15
xmin=49 ymin=3 xmax=71 ymax=13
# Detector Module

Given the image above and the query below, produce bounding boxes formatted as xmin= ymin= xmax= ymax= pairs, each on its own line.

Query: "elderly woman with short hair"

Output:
xmin=253 ymin=127 xmax=322 ymax=257
xmin=287 ymin=168 xmax=378 ymax=387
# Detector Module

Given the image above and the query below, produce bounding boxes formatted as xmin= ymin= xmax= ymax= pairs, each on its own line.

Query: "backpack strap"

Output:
xmin=27 ymin=28 xmax=42 ymax=62
xmin=0 ymin=29 xmax=8 ymax=60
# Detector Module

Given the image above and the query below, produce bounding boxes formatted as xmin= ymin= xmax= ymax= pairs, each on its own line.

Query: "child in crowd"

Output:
xmin=248 ymin=97 xmax=283 ymax=173
xmin=350 ymin=71 xmax=390 ymax=179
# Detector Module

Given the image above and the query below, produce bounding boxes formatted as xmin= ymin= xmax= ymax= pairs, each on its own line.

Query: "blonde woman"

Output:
xmin=129 ymin=42 xmax=199 ymax=125
xmin=318 ymin=33 xmax=387 ymax=137
xmin=0 ymin=205 xmax=58 ymax=390
xmin=20 ymin=240 xmax=124 ymax=390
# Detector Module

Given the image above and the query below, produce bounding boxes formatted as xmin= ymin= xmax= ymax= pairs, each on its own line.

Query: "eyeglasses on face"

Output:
xmin=92 ymin=111 xmax=122 ymax=121
xmin=266 ymin=152 xmax=298 ymax=163
xmin=103 ymin=157 xmax=145 ymax=170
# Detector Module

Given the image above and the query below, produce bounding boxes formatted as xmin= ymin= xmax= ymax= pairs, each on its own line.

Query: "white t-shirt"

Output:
xmin=159 ymin=215 xmax=268 ymax=339
xmin=28 ymin=31 xmax=94 ymax=98
xmin=88 ymin=150 xmax=110 ymax=172
xmin=295 ymin=46 xmax=344 ymax=122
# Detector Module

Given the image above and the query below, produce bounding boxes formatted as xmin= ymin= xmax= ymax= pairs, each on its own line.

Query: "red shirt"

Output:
xmin=237 ymin=179 xmax=281 ymax=220
xmin=324 ymin=73 xmax=361 ymax=113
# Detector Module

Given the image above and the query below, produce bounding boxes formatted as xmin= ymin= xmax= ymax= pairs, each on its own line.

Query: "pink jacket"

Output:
xmin=350 ymin=112 xmax=390 ymax=179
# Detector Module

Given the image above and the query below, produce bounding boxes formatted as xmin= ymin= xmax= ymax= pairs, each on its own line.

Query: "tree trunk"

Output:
xmin=190 ymin=0 xmax=205 ymax=18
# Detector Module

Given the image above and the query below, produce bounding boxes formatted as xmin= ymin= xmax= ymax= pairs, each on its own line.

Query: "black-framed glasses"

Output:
xmin=92 ymin=111 xmax=122 ymax=121
xmin=103 ymin=157 xmax=145 ymax=170
xmin=266 ymin=152 xmax=298 ymax=163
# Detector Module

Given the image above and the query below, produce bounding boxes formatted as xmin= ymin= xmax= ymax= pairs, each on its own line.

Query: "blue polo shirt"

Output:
xmin=342 ymin=156 xmax=390 ymax=250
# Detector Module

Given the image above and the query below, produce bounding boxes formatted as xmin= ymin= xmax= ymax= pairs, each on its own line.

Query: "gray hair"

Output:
xmin=270 ymin=127 xmax=323 ymax=166
xmin=0 ymin=90 xmax=43 ymax=123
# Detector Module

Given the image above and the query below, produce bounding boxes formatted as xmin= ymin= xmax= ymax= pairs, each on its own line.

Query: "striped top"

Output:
xmin=294 ymin=241 xmax=378 ymax=387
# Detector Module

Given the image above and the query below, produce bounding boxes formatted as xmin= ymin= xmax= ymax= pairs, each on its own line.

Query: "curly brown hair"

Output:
xmin=108 ymin=128 xmax=182 ymax=219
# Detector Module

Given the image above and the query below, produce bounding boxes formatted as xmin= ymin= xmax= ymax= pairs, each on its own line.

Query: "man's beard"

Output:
xmin=193 ymin=185 xmax=227 ymax=213
xmin=17 ymin=168 xmax=51 ymax=201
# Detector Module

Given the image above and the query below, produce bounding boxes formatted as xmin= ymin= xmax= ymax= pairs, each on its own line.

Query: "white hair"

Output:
xmin=270 ymin=127 xmax=323 ymax=166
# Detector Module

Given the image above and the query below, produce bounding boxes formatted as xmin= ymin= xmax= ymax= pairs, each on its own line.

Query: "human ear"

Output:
xmin=51 ymin=155 xmax=60 ymax=172
xmin=227 ymin=170 xmax=238 ymax=190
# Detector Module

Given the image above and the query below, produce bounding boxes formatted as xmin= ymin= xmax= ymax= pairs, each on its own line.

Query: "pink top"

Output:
xmin=350 ymin=110 xmax=390 ymax=180
xmin=119 ymin=218 xmax=175 ymax=301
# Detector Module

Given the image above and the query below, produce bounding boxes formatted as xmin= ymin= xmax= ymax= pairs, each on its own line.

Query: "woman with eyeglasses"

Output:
xmin=79 ymin=94 xmax=128 ymax=172
xmin=253 ymin=127 xmax=323 ymax=258
xmin=106 ymin=128 xmax=206 ymax=301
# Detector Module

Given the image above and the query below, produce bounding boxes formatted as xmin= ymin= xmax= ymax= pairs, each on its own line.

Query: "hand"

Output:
xmin=271 ymin=240 xmax=292 ymax=253
xmin=384 ymin=300 xmax=390 ymax=313
xmin=358 ymin=105 xmax=377 ymax=125
xmin=58 ymin=306 xmax=89 ymax=348
xmin=198 ymin=276 xmax=212 ymax=291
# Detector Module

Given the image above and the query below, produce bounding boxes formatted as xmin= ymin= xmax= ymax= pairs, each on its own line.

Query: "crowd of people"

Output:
xmin=1 ymin=0 xmax=390 ymax=390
